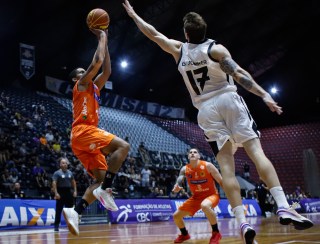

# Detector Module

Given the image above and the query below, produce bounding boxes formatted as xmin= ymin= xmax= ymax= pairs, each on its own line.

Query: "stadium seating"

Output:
xmin=1 ymin=87 xmax=319 ymax=195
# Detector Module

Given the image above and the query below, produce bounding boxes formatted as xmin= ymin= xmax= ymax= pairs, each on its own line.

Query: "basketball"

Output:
xmin=86 ymin=8 xmax=110 ymax=30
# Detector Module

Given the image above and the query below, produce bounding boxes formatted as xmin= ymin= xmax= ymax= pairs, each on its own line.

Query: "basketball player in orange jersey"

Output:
xmin=123 ymin=1 xmax=313 ymax=243
xmin=172 ymin=148 xmax=223 ymax=244
xmin=62 ymin=27 xmax=130 ymax=236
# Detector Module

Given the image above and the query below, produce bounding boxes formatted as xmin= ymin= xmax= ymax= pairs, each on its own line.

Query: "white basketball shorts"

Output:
xmin=197 ymin=91 xmax=260 ymax=151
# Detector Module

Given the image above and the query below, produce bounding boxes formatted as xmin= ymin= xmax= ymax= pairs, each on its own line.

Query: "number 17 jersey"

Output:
xmin=177 ymin=39 xmax=237 ymax=109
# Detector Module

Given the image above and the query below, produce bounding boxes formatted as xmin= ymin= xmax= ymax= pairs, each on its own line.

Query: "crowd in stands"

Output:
xmin=0 ymin=90 xmax=314 ymax=206
xmin=0 ymin=91 xmax=187 ymax=200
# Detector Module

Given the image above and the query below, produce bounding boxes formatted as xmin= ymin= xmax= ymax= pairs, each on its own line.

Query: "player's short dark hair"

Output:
xmin=183 ymin=12 xmax=207 ymax=43
xmin=69 ymin=68 xmax=79 ymax=81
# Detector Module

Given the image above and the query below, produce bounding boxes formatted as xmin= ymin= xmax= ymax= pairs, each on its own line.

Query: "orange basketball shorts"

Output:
xmin=179 ymin=194 xmax=220 ymax=216
xmin=71 ymin=124 xmax=115 ymax=177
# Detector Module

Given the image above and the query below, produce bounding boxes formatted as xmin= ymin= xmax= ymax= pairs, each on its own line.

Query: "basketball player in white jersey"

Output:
xmin=123 ymin=1 xmax=314 ymax=244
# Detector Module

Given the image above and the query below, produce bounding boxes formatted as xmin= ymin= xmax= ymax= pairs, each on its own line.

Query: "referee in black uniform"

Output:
xmin=52 ymin=157 xmax=77 ymax=231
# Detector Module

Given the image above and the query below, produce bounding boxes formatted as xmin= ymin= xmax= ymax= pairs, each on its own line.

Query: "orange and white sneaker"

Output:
xmin=174 ymin=233 xmax=191 ymax=243
xmin=277 ymin=207 xmax=314 ymax=230
xmin=209 ymin=231 xmax=222 ymax=244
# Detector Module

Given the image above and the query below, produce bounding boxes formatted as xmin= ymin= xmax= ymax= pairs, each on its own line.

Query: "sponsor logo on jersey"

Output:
xmin=81 ymin=97 xmax=88 ymax=119
xmin=190 ymin=179 xmax=208 ymax=184
xmin=182 ymin=60 xmax=207 ymax=66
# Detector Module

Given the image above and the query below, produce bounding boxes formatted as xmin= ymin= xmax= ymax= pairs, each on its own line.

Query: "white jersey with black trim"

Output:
xmin=177 ymin=38 xmax=237 ymax=109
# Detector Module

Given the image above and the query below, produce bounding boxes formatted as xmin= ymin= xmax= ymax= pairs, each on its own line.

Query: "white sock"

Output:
xmin=233 ymin=205 xmax=246 ymax=225
xmin=269 ymin=186 xmax=290 ymax=209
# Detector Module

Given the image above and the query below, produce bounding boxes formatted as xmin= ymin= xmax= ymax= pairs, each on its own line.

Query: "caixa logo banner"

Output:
xmin=0 ymin=199 xmax=64 ymax=230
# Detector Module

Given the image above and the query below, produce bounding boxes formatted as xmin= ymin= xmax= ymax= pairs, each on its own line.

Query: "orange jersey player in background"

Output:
xmin=62 ymin=26 xmax=130 ymax=236
xmin=172 ymin=148 xmax=223 ymax=244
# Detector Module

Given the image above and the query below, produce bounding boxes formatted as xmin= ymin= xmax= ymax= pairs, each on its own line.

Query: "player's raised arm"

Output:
xmin=79 ymin=29 xmax=107 ymax=88
xmin=122 ymin=0 xmax=182 ymax=62
xmin=94 ymin=29 xmax=111 ymax=91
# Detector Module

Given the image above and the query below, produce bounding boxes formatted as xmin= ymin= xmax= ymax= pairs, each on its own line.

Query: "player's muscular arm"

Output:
xmin=220 ymin=58 xmax=252 ymax=89
xmin=220 ymin=57 xmax=266 ymax=97
xmin=172 ymin=166 xmax=186 ymax=192
xmin=211 ymin=44 xmax=265 ymax=97
xmin=176 ymin=176 xmax=184 ymax=187
xmin=207 ymin=163 xmax=223 ymax=187
xmin=79 ymin=30 xmax=106 ymax=88
xmin=177 ymin=166 xmax=186 ymax=186
xmin=213 ymin=44 xmax=283 ymax=114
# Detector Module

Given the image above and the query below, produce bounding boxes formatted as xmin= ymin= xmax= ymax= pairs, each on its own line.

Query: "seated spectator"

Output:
xmin=14 ymin=111 xmax=21 ymax=121
xmin=45 ymin=119 xmax=52 ymax=130
xmin=0 ymin=134 xmax=10 ymax=164
xmin=128 ymin=184 xmax=135 ymax=198
xmin=32 ymin=134 xmax=41 ymax=145
xmin=8 ymin=162 xmax=19 ymax=175
xmin=52 ymin=140 xmax=61 ymax=153
xmin=11 ymin=115 xmax=19 ymax=128
xmin=130 ymin=168 xmax=141 ymax=186
xmin=39 ymin=104 xmax=46 ymax=115
xmin=25 ymin=119 xmax=34 ymax=130
xmin=39 ymin=134 xmax=47 ymax=146
xmin=35 ymin=172 xmax=45 ymax=195
xmin=156 ymin=189 xmax=166 ymax=198
xmin=33 ymin=112 xmax=40 ymax=120
xmin=141 ymin=166 xmax=151 ymax=188
xmin=19 ymin=143 xmax=29 ymax=156
xmin=1 ymin=168 xmax=12 ymax=192
xmin=45 ymin=130 xmax=54 ymax=143
xmin=11 ymin=182 xmax=26 ymax=199
xmin=148 ymin=187 xmax=160 ymax=198
xmin=8 ymin=171 xmax=19 ymax=184
xmin=32 ymin=162 xmax=45 ymax=176
xmin=295 ymin=186 xmax=301 ymax=197
xmin=31 ymin=104 xmax=39 ymax=114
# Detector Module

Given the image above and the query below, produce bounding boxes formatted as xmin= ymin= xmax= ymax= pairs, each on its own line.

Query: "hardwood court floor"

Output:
xmin=1 ymin=213 xmax=319 ymax=244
